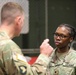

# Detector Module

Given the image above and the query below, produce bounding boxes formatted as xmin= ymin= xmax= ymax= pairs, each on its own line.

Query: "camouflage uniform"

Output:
xmin=47 ymin=48 xmax=76 ymax=75
xmin=0 ymin=31 xmax=49 ymax=75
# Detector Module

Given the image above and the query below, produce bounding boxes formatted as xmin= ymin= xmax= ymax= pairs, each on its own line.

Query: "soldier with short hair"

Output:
xmin=0 ymin=2 xmax=53 ymax=75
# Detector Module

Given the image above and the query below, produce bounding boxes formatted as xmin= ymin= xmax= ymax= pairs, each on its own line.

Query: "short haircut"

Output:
xmin=1 ymin=2 xmax=24 ymax=23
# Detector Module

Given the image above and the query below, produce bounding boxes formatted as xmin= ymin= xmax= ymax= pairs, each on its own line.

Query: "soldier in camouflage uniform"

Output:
xmin=1 ymin=2 xmax=76 ymax=75
xmin=45 ymin=24 xmax=76 ymax=75
xmin=0 ymin=2 xmax=53 ymax=75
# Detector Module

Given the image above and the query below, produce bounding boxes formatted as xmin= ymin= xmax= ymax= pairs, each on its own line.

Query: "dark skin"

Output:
xmin=54 ymin=26 xmax=73 ymax=53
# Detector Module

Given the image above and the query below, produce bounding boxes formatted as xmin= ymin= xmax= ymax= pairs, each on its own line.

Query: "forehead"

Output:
xmin=55 ymin=26 xmax=69 ymax=35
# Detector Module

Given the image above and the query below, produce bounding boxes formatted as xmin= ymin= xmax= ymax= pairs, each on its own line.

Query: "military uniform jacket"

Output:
xmin=0 ymin=31 xmax=50 ymax=75
xmin=47 ymin=48 xmax=76 ymax=75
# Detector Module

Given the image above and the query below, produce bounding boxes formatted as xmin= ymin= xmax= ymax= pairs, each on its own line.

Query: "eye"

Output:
xmin=54 ymin=33 xmax=69 ymax=39
xmin=54 ymin=33 xmax=58 ymax=36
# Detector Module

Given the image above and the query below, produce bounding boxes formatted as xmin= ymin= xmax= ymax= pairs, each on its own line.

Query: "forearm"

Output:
xmin=31 ymin=54 xmax=50 ymax=75
xmin=13 ymin=54 xmax=50 ymax=75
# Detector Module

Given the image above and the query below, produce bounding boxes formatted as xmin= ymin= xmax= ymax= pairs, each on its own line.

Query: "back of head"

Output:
xmin=1 ymin=2 xmax=24 ymax=24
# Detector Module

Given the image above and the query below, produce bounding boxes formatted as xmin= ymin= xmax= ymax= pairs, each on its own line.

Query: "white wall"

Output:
xmin=0 ymin=0 xmax=29 ymax=34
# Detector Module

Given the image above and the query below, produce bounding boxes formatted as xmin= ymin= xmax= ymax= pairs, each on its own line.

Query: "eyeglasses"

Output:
xmin=54 ymin=33 xmax=70 ymax=39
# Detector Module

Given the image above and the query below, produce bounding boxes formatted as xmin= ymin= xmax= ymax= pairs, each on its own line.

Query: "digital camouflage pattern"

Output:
xmin=0 ymin=31 xmax=76 ymax=75
xmin=46 ymin=48 xmax=76 ymax=75
xmin=0 ymin=31 xmax=49 ymax=75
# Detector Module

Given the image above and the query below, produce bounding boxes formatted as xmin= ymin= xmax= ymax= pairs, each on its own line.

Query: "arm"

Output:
xmin=13 ymin=39 xmax=53 ymax=75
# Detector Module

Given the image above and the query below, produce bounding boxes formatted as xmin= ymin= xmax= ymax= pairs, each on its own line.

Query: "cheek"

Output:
xmin=21 ymin=25 xmax=23 ymax=29
xmin=21 ymin=20 xmax=24 ymax=28
xmin=54 ymin=36 xmax=56 ymax=40
xmin=62 ymin=39 xmax=70 ymax=45
xmin=20 ymin=21 xmax=24 ymax=30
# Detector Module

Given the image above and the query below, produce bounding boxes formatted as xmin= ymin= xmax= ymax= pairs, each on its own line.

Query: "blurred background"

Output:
xmin=0 ymin=0 xmax=76 ymax=58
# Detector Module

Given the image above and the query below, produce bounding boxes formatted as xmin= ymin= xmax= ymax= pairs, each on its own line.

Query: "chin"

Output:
xmin=56 ymin=45 xmax=62 ymax=48
xmin=56 ymin=46 xmax=66 ymax=49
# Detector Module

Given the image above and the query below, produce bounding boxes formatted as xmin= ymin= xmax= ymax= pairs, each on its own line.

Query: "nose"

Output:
xmin=56 ymin=36 xmax=61 ymax=39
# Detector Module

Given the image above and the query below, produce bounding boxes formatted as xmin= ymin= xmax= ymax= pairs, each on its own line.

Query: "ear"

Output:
xmin=15 ymin=16 xmax=22 ymax=25
xmin=70 ymin=37 xmax=73 ymax=43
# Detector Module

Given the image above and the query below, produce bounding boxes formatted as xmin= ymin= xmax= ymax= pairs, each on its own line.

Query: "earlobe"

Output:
xmin=70 ymin=37 xmax=73 ymax=43
xmin=70 ymin=40 xmax=73 ymax=43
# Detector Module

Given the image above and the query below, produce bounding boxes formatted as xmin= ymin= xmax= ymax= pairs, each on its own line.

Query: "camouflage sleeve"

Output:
xmin=13 ymin=53 xmax=50 ymax=75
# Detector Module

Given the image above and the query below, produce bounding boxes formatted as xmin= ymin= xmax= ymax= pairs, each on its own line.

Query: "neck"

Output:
xmin=0 ymin=23 xmax=15 ymax=39
xmin=57 ymin=46 xmax=70 ymax=53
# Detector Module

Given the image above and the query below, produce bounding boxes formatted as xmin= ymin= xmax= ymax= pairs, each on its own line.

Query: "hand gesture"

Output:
xmin=40 ymin=39 xmax=53 ymax=57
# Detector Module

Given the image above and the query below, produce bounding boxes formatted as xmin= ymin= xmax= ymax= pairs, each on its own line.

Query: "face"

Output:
xmin=54 ymin=26 xmax=72 ymax=48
